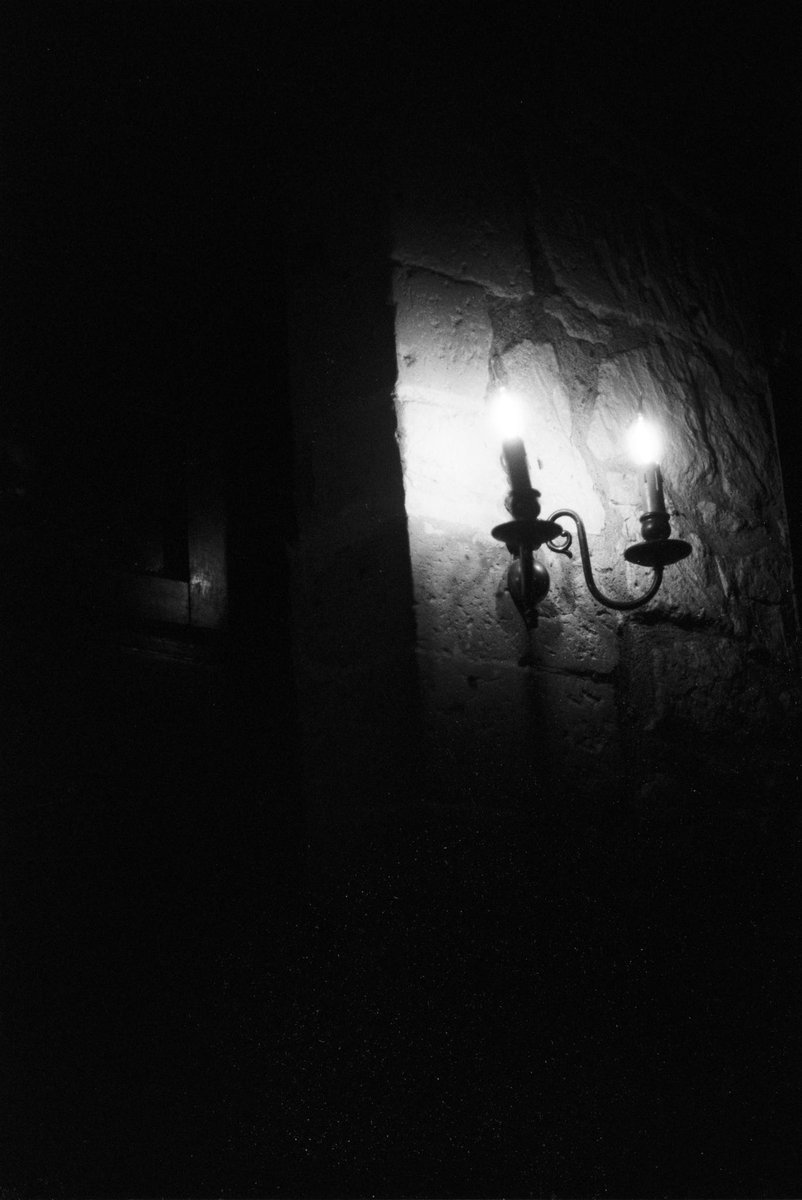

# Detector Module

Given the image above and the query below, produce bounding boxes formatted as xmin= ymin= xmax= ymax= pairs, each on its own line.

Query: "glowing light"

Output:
xmin=626 ymin=414 xmax=663 ymax=464
xmin=490 ymin=386 xmax=527 ymax=441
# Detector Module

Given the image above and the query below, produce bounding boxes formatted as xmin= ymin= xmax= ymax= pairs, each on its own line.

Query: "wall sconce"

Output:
xmin=489 ymin=376 xmax=691 ymax=631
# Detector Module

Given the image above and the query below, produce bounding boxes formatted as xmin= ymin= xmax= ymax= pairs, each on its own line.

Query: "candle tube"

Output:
xmin=642 ymin=462 xmax=666 ymax=515
xmin=502 ymin=438 xmax=541 ymax=521
xmin=502 ymin=437 xmax=532 ymax=494
xmin=626 ymin=414 xmax=670 ymax=541
xmin=640 ymin=462 xmax=671 ymax=542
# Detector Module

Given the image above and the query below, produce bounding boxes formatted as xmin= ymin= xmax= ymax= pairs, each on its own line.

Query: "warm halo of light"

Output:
xmin=626 ymin=413 xmax=663 ymax=464
xmin=490 ymin=386 xmax=527 ymax=441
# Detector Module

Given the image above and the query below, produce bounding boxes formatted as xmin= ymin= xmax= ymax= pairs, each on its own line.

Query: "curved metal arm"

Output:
xmin=545 ymin=508 xmax=663 ymax=611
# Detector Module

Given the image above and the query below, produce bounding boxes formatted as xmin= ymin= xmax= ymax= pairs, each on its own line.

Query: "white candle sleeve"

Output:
xmin=642 ymin=463 xmax=666 ymax=514
xmin=502 ymin=438 xmax=532 ymax=495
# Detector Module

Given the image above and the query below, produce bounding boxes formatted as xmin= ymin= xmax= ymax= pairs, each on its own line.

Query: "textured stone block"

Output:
xmin=529 ymin=605 xmax=620 ymax=677
xmin=528 ymin=158 xmax=760 ymax=358
xmin=407 ymin=517 xmax=513 ymax=663
xmin=632 ymin=533 xmax=727 ymax=623
xmin=535 ymin=671 xmax=621 ymax=794
xmin=623 ymin=626 xmax=748 ymax=733
xmin=394 ymin=147 xmax=533 ymax=297
xmin=396 ymin=399 xmax=503 ymax=529
xmin=393 ymin=269 xmax=492 ymax=402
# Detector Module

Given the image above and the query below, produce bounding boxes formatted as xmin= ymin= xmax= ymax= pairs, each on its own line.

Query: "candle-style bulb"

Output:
xmin=626 ymin=412 xmax=668 ymax=526
xmin=489 ymin=385 xmax=538 ymax=517
xmin=626 ymin=413 xmax=663 ymax=465
xmin=490 ymin=386 xmax=526 ymax=442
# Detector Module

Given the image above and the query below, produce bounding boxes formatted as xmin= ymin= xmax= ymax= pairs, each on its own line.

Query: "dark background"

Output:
xmin=2 ymin=3 xmax=800 ymax=1197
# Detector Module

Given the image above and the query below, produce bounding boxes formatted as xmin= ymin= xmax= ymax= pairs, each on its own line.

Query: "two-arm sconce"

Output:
xmin=489 ymin=377 xmax=691 ymax=631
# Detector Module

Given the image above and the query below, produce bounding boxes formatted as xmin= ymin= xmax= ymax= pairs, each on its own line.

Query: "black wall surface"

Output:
xmin=2 ymin=4 xmax=800 ymax=1198
xmin=3 ymin=7 xmax=302 ymax=1196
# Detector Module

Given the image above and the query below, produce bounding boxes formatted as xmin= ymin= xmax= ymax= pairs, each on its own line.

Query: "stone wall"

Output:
xmin=392 ymin=115 xmax=799 ymax=813
xmin=278 ymin=44 xmax=800 ymax=1200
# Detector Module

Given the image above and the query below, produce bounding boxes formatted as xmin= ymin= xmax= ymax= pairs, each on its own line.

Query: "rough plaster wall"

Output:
xmin=393 ymin=125 xmax=799 ymax=810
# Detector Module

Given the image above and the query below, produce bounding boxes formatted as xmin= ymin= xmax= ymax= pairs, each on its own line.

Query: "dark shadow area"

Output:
xmin=2 ymin=8 xmax=303 ymax=1195
xmin=2 ymin=5 xmax=800 ymax=1199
